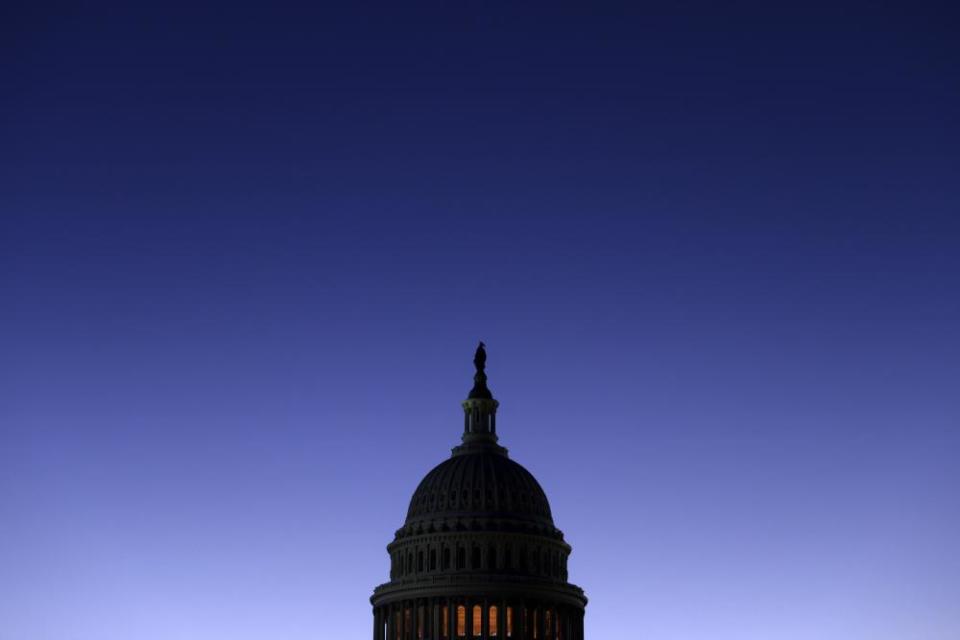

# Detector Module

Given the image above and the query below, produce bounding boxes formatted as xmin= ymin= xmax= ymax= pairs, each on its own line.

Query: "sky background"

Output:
xmin=2 ymin=3 xmax=959 ymax=640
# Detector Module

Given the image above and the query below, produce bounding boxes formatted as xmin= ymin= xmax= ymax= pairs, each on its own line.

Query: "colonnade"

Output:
xmin=391 ymin=539 xmax=568 ymax=581
xmin=373 ymin=598 xmax=583 ymax=640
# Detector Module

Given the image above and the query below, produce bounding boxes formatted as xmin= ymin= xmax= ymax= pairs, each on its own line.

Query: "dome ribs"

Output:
xmin=402 ymin=452 xmax=557 ymax=533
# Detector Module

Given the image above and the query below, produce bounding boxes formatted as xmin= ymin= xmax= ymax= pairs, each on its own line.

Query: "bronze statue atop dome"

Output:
xmin=473 ymin=341 xmax=486 ymax=371
xmin=467 ymin=341 xmax=493 ymax=401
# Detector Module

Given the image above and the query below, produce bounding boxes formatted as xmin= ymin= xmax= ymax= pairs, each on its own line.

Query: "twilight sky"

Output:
xmin=1 ymin=3 xmax=959 ymax=640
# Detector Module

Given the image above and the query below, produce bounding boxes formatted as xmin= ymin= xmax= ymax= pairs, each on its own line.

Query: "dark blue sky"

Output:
xmin=2 ymin=3 xmax=958 ymax=639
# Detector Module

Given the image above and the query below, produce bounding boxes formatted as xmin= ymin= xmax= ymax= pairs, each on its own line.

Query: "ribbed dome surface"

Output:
xmin=405 ymin=451 xmax=554 ymax=528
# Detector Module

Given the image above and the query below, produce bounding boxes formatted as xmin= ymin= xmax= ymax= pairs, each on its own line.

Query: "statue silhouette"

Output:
xmin=474 ymin=341 xmax=487 ymax=371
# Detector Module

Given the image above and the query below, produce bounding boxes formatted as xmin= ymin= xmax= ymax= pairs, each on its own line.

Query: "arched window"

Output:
xmin=430 ymin=548 xmax=437 ymax=571
xmin=489 ymin=605 xmax=498 ymax=637
xmin=457 ymin=605 xmax=466 ymax=637
xmin=418 ymin=550 xmax=424 ymax=573
xmin=443 ymin=547 xmax=451 ymax=570
xmin=472 ymin=605 xmax=482 ymax=637
xmin=471 ymin=546 xmax=481 ymax=569
xmin=488 ymin=545 xmax=497 ymax=570
xmin=442 ymin=605 xmax=449 ymax=638
xmin=456 ymin=547 xmax=466 ymax=569
xmin=506 ymin=607 xmax=513 ymax=638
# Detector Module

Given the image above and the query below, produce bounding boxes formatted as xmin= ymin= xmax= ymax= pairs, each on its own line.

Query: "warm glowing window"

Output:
xmin=457 ymin=605 xmax=466 ymax=637
xmin=489 ymin=605 xmax=498 ymax=636
xmin=506 ymin=607 xmax=513 ymax=637
xmin=473 ymin=605 xmax=482 ymax=636
xmin=532 ymin=609 xmax=538 ymax=639
xmin=443 ymin=606 xmax=449 ymax=638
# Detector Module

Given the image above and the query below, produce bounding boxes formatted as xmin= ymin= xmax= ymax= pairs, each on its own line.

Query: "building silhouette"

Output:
xmin=371 ymin=344 xmax=587 ymax=640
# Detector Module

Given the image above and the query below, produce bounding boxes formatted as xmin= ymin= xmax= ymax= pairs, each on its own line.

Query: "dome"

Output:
xmin=404 ymin=449 xmax=555 ymax=529
xmin=371 ymin=343 xmax=587 ymax=640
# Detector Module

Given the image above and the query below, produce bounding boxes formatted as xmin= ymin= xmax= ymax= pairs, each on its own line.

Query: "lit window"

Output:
xmin=506 ymin=607 xmax=513 ymax=637
xmin=489 ymin=605 xmax=498 ymax=636
xmin=443 ymin=606 xmax=449 ymax=638
xmin=473 ymin=605 xmax=482 ymax=636
xmin=457 ymin=605 xmax=466 ymax=637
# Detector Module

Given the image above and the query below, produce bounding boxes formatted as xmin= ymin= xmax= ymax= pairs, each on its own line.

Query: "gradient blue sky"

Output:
xmin=2 ymin=3 xmax=959 ymax=639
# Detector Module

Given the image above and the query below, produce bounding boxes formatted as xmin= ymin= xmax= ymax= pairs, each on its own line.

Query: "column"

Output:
xmin=446 ymin=597 xmax=452 ymax=639
xmin=498 ymin=599 xmax=507 ymax=638
xmin=425 ymin=599 xmax=430 ymax=640
xmin=414 ymin=599 xmax=420 ymax=640
xmin=465 ymin=598 xmax=472 ymax=638
xmin=481 ymin=599 xmax=489 ymax=639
